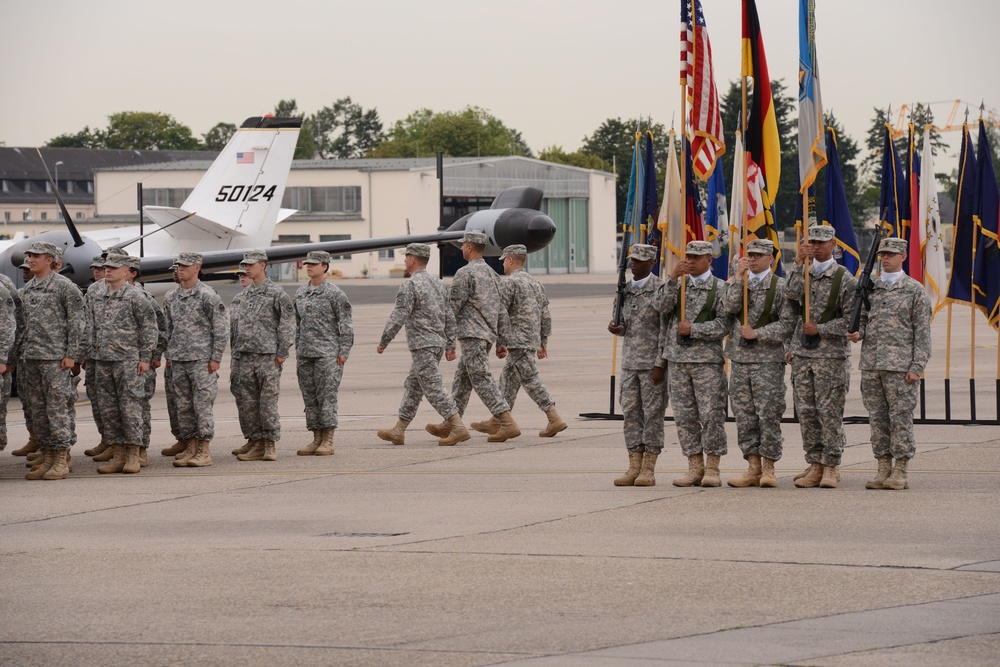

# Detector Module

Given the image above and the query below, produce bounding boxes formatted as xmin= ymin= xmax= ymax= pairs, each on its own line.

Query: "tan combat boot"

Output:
xmin=701 ymin=454 xmax=722 ymax=487
xmin=173 ymin=440 xmax=198 ymax=467
xmin=759 ymin=458 xmax=778 ymax=488
xmin=819 ymin=465 xmax=839 ymax=488
xmin=487 ymin=412 xmax=521 ymax=443
xmin=25 ymin=450 xmax=56 ymax=480
xmin=236 ymin=440 xmax=264 ymax=461
xmin=42 ymin=450 xmax=70 ymax=481
xmin=262 ymin=440 xmax=277 ymax=462
xmin=26 ymin=450 xmax=43 ymax=467
xmin=296 ymin=431 xmax=322 ymax=456
xmin=187 ymin=440 xmax=213 ymax=467
xmin=539 ymin=407 xmax=568 ymax=437
xmin=122 ymin=445 xmax=142 ymax=474
xmin=865 ymin=456 xmax=893 ymax=489
xmin=469 ymin=416 xmax=500 ymax=434
xmin=425 ymin=421 xmax=450 ymax=438
xmin=439 ymin=414 xmax=471 ymax=446
xmin=377 ymin=420 xmax=410 ymax=446
xmin=314 ymin=430 xmax=335 ymax=456
xmin=634 ymin=452 xmax=659 ymax=487
xmin=794 ymin=462 xmax=824 ymax=488
xmin=92 ymin=443 xmax=116 ymax=462
xmin=792 ymin=465 xmax=812 ymax=481
xmin=883 ymin=458 xmax=909 ymax=490
xmin=672 ymin=453 xmax=705 ymax=487
xmin=97 ymin=445 xmax=127 ymax=474
xmin=139 ymin=448 xmax=148 ymax=468
xmin=162 ymin=439 xmax=187 ymax=457
xmin=85 ymin=437 xmax=110 ymax=458
xmin=12 ymin=427 xmax=39 ymax=457
xmin=613 ymin=451 xmax=644 ymax=486
xmin=728 ymin=454 xmax=762 ymax=487
xmin=233 ymin=440 xmax=255 ymax=456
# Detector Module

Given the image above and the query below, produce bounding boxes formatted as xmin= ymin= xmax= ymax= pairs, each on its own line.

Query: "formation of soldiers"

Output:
xmin=609 ymin=227 xmax=933 ymax=491
xmin=8 ymin=230 xmax=566 ymax=480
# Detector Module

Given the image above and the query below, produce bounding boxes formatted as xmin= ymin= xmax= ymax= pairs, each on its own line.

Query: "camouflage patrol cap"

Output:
xmin=90 ymin=255 xmax=105 ymax=269
xmin=685 ymin=240 xmax=714 ymax=256
xmin=240 ymin=249 xmax=268 ymax=266
xmin=404 ymin=243 xmax=431 ymax=258
xmin=26 ymin=241 xmax=61 ymax=259
xmin=302 ymin=250 xmax=332 ymax=265
xmin=807 ymin=224 xmax=836 ymax=242
xmin=20 ymin=257 xmax=30 ymax=269
xmin=500 ymin=244 xmax=527 ymax=259
xmin=102 ymin=254 xmax=129 ymax=269
xmin=174 ymin=252 xmax=203 ymax=266
xmin=746 ymin=239 xmax=776 ymax=255
xmin=235 ymin=266 xmax=247 ymax=276
xmin=878 ymin=237 xmax=908 ymax=254
xmin=462 ymin=230 xmax=488 ymax=245
xmin=629 ymin=244 xmax=657 ymax=262
xmin=125 ymin=256 xmax=141 ymax=271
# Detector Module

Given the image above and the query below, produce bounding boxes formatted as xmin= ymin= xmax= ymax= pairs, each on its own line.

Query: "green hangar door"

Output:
xmin=529 ymin=198 xmax=589 ymax=273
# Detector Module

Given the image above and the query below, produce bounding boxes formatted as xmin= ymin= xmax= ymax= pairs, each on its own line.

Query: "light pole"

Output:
xmin=54 ymin=161 xmax=64 ymax=221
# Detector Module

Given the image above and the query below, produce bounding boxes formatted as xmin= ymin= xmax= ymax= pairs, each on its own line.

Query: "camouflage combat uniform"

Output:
xmin=163 ymin=281 xmax=228 ymax=441
xmin=0 ymin=282 xmax=17 ymax=450
xmin=613 ymin=274 xmax=668 ymax=455
xmin=137 ymin=285 xmax=168 ymax=449
xmin=87 ymin=283 xmax=158 ymax=447
xmin=722 ymin=272 xmax=794 ymax=461
xmin=380 ymin=268 xmax=458 ymax=422
xmin=20 ymin=272 xmax=86 ymax=451
xmin=449 ymin=258 xmax=511 ymax=417
xmin=0 ymin=274 xmax=22 ymax=451
xmin=83 ymin=278 xmax=108 ymax=442
xmin=498 ymin=267 xmax=555 ymax=412
xmin=230 ymin=278 xmax=294 ymax=442
xmin=856 ymin=274 xmax=932 ymax=460
xmin=294 ymin=280 xmax=353 ymax=431
xmin=656 ymin=274 xmax=732 ymax=457
xmin=785 ymin=260 xmax=857 ymax=467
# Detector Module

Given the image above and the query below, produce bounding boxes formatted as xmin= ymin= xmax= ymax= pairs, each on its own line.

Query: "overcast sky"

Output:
xmin=4 ymin=0 xmax=999 ymax=163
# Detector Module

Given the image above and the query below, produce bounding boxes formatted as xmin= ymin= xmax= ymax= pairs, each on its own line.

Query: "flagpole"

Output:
xmin=945 ymin=302 xmax=953 ymax=420
xmin=679 ymin=0 xmax=692 ymax=323
xmin=970 ymin=221 xmax=978 ymax=421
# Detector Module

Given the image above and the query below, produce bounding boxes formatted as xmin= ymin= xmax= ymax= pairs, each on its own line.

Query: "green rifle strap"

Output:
xmin=817 ymin=266 xmax=846 ymax=325
xmin=743 ymin=274 xmax=780 ymax=328
xmin=676 ymin=276 xmax=719 ymax=324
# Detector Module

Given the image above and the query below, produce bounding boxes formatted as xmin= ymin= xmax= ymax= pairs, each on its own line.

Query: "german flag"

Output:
xmin=742 ymin=0 xmax=781 ymax=204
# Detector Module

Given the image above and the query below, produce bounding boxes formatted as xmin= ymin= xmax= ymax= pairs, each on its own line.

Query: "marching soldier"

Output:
xmin=785 ymin=224 xmax=858 ymax=489
xmin=293 ymin=251 xmax=353 ymax=456
xmin=848 ymin=237 xmax=932 ymax=490
xmin=722 ymin=239 xmax=794 ymax=488
xmin=377 ymin=243 xmax=469 ymax=446
xmin=472 ymin=244 xmax=566 ymax=438
xmin=607 ymin=244 xmax=668 ymax=486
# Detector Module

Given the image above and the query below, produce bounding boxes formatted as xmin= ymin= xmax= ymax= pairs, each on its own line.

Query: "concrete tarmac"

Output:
xmin=2 ymin=276 xmax=999 ymax=666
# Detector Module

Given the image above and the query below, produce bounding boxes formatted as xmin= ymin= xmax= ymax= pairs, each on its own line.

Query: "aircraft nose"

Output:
xmin=525 ymin=213 xmax=557 ymax=252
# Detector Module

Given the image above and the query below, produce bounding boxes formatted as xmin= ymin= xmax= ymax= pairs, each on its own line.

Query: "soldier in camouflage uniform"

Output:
xmin=126 ymin=256 xmax=168 ymax=466
xmin=228 ymin=267 xmax=254 ymax=456
xmin=293 ymin=251 xmax=354 ymax=456
xmin=163 ymin=252 xmax=229 ymax=468
xmin=722 ymin=239 xmax=794 ymax=488
xmin=430 ymin=229 xmax=520 ymax=442
xmin=1 ymin=269 xmax=24 ymax=455
xmin=785 ymin=224 xmax=858 ymax=489
xmin=12 ymin=258 xmax=39 ymax=458
xmin=377 ymin=243 xmax=470 ymax=446
xmin=230 ymin=249 xmax=295 ymax=462
xmin=160 ymin=264 xmax=186 ymax=457
xmin=848 ymin=237 xmax=932 ymax=490
xmin=20 ymin=242 xmax=86 ymax=480
xmin=607 ymin=244 xmax=667 ymax=487
xmin=82 ymin=254 xmax=110 ymax=460
xmin=656 ymin=240 xmax=733 ymax=488
xmin=471 ymin=244 xmax=566 ymax=439
xmin=0 ymin=277 xmax=17 ymax=453
xmin=86 ymin=254 xmax=158 ymax=474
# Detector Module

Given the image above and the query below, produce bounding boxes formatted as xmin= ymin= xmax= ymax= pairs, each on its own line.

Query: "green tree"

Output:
xmin=369 ymin=106 xmax=533 ymax=159
xmin=101 ymin=112 xmax=202 ymax=150
xmin=46 ymin=126 xmax=103 ymax=148
xmin=538 ymin=145 xmax=605 ymax=171
xmin=203 ymin=122 xmax=237 ymax=151
xmin=580 ymin=118 xmax=667 ymax=221
xmin=273 ymin=99 xmax=317 ymax=159
xmin=310 ymin=97 xmax=384 ymax=159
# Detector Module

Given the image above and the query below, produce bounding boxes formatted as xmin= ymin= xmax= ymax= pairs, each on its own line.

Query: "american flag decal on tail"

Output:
xmin=236 ymin=151 xmax=255 ymax=164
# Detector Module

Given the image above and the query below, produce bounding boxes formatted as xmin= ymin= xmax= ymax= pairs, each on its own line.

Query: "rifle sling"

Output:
xmin=676 ymin=277 xmax=718 ymax=324
xmin=741 ymin=274 xmax=780 ymax=328
xmin=815 ymin=266 xmax=846 ymax=325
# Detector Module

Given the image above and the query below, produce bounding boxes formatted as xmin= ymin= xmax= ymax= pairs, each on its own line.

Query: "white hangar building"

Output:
xmin=94 ymin=155 xmax=618 ymax=279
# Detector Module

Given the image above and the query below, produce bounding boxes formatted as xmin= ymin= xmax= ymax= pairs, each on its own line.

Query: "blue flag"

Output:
xmin=947 ymin=124 xmax=978 ymax=304
xmin=705 ymin=166 xmax=729 ymax=278
xmin=879 ymin=123 xmax=907 ymax=238
xmin=973 ymin=120 xmax=1000 ymax=329
xmin=622 ymin=133 xmax=644 ymax=243
xmin=641 ymin=131 xmax=662 ymax=275
xmin=824 ymin=128 xmax=860 ymax=276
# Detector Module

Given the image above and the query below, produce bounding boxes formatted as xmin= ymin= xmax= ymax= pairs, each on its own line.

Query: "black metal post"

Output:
xmin=137 ymin=183 xmax=144 ymax=257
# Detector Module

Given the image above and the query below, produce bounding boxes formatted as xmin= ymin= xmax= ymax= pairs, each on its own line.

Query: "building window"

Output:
xmin=46 ymin=181 xmax=53 ymax=193
xmin=24 ymin=181 xmax=31 ymax=193
xmin=320 ymin=234 xmax=351 ymax=261
xmin=378 ymin=249 xmax=395 ymax=260
xmin=282 ymin=186 xmax=362 ymax=214
xmin=87 ymin=182 xmax=94 ymax=194
xmin=66 ymin=181 xmax=74 ymax=194
xmin=1 ymin=180 xmax=8 ymax=192
xmin=41 ymin=212 xmax=47 ymax=221
xmin=76 ymin=212 xmax=83 ymax=219
xmin=22 ymin=210 xmax=30 ymax=221
xmin=3 ymin=212 xmax=9 ymax=222
xmin=142 ymin=188 xmax=192 ymax=207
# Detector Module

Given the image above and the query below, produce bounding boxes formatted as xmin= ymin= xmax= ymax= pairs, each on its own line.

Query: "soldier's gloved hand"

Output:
xmin=607 ymin=322 xmax=624 ymax=335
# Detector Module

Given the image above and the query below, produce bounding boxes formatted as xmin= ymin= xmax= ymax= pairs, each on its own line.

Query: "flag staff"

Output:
xmin=678 ymin=0 xmax=693 ymax=325
xmin=740 ymin=46 xmax=750 ymax=326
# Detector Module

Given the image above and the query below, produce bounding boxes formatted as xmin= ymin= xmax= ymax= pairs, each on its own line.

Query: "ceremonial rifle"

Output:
xmin=848 ymin=215 xmax=886 ymax=334
xmin=612 ymin=228 xmax=632 ymax=327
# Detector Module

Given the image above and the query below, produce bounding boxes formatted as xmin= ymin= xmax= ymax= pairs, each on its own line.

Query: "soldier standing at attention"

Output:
xmin=125 ymin=256 xmax=168 ymax=468
xmin=378 ymin=243 xmax=469 ymax=446
xmin=87 ymin=255 xmax=158 ymax=474
xmin=848 ymin=237 xmax=932 ymax=490
xmin=722 ymin=239 xmax=794 ymax=488
xmin=785 ymin=224 xmax=858 ymax=489
xmin=472 ymin=244 xmax=566 ymax=438
xmin=657 ymin=240 xmax=733 ymax=488
xmin=229 ymin=266 xmax=255 ymax=457
xmin=428 ymin=230 xmax=519 ymax=443
xmin=160 ymin=264 xmax=187 ymax=458
xmin=293 ymin=251 xmax=353 ymax=456
xmin=12 ymin=259 xmax=38 ymax=458
xmin=82 ymin=254 xmax=111 ymax=462
xmin=163 ymin=252 xmax=229 ymax=468
xmin=1 ymin=268 xmax=25 ymax=456
xmin=0 ymin=276 xmax=17 ymax=454
xmin=21 ymin=242 xmax=86 ymax=481
xmin=230 ymin=249 xmax=295 ymax=462
xmin=607 ymin=244 xmax=667 ymax=486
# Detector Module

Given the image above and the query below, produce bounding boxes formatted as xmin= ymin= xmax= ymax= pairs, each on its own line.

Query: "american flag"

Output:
xmin=236 ymin=151 xmax=255 ymax=165
xmin=680 ymin=0 xmax=724 ymax=181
